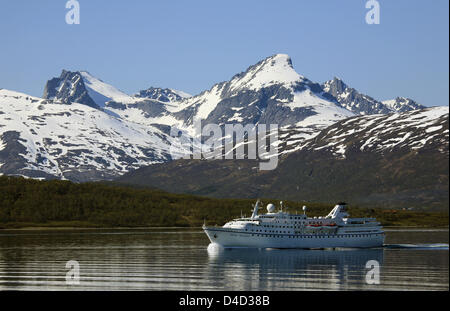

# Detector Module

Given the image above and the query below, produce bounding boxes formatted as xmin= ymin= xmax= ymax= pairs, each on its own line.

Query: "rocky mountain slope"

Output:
xmin=117 ymin=106 xmax=449 ymax=210
xmin=322 ymin=77 xmax=424 ymax=115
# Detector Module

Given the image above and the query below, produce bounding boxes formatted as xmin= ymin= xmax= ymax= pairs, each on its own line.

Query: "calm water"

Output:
xmin=0 ymin=228 xmax=447 ymax=291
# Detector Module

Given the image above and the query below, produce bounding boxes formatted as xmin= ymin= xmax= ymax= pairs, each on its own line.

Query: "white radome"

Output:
xmin=267 ymin=203 xmax=275 ymax=213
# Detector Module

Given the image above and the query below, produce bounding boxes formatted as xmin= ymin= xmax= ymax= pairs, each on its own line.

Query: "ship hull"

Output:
xmin=203 ymin=227 xmax=385 ymax=249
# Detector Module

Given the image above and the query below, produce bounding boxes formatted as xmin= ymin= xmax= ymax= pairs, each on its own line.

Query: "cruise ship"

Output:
xmin=203 ymin=200 xmax=384 ymax=249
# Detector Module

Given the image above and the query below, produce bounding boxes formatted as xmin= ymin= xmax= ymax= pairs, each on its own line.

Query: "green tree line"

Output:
xmin=0 ymin=176 xmax=447 ymax=228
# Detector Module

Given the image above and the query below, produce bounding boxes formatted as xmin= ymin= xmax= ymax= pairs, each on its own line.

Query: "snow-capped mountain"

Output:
xmin=382 ymin=97 xmax=424 ymax=113
xmin=135 ymin=87 xmax=191 ymax=102
xmin=172 ymin=54 xmax=354 ymax=132
xmin=0 ymin=89 xmax=182 ymax=181
xmin=43 ymin=70 xmax=140 ymax=109
xmin=1 ymin=53 xmax=439 ymax=182
xmin=43 ymin=70 xmax=190 ymax=128
xmin=322 ymin=77 xmax=425 ymax=115
xmin=160 ymin=54 xmax=358 ymax=159
xmin=42 ymin=55 xmax=363 ymax=158
xmin=42 ymin=55 xmax=426 ymax=139
xmin=167 ymin=55 xmax=429 ymax=156
xmin=44 ymin=70 xmax=191 ymax=109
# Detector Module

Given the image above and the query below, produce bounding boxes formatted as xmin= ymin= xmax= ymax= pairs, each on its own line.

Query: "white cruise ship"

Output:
xmin=203 ymin=200 xmax=385 ymax=249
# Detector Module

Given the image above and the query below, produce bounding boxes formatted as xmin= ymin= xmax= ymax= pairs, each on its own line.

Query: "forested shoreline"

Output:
xmin=0 ymin=176 xmax=448 ymax=229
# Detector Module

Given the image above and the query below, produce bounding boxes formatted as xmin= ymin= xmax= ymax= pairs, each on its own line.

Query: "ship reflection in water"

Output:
xmin=206 ymin=244 xmax=384 ymax=290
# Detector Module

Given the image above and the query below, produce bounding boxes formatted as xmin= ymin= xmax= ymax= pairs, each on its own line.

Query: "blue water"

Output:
xmin=0 ymin=228 xmax=447 ymax=291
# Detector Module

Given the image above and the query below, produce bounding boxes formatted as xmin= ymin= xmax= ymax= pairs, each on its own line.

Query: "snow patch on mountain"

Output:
xmin=80 ymin=71 xmax=136 ymax=107
xmin=302 ymin=106 xmax=449 ymax=158
xmin=171 ymin=89 xmax=192 ymax=99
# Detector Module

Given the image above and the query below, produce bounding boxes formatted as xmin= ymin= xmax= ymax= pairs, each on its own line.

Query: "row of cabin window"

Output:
xmin=250 ymin=225 xmax=299 ymax=229
xmin=250 ymin=233 xmax=380 ymax=238
xmin=247 ymin=229 xmax=291 ymax=233
xmin=246 ymin=225 xmax=332 ymax=232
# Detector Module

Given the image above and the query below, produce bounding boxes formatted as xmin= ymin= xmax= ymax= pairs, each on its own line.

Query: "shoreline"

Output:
xmin=1 ymin=225 xmax=448 ymax=231
xmin=0 ymin=227 xmax=193 ymax=231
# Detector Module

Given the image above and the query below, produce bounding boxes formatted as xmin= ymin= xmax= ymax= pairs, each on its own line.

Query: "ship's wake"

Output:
xmin=384 ymin=243 xmax=448 ymax=250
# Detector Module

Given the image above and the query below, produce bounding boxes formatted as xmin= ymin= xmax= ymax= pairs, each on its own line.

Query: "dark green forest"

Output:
xmin=0 ymin=176 xmax=448 ymax=229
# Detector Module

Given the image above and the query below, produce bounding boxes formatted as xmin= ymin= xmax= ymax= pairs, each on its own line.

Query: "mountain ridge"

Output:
xmin=1 ymin=53 xmax=443 ymax=183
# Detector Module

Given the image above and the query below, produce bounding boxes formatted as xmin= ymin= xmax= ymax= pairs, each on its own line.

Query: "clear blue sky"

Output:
xmin=0 ymin=0 xmax=448 ymax=106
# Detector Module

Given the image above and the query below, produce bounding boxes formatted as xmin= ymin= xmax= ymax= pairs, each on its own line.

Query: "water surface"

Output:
xmin=0 ymin=228 xmax=447 ymax=290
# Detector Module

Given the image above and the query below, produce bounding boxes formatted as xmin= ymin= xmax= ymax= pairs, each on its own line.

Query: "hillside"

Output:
xmin=0 ymin=176 xmax=447 ymax=228
xmin=117 ymin=107 xmax=449 ymax=211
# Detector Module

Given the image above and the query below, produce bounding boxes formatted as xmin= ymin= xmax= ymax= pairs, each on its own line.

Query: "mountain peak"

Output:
xmin=266 ymin=53 xmax=293 ymax=67
xmin=382 ymin=97 xmax=425 ymax=112
xmin=43 ymin=70 xmax=98 ymax=108
xmin=322 ymin=77 xmax=427 ymax=115
xmin=323 ymin=77 xmax=348 ymax=94
xmin=258 ymin=53 xmax=296 ymax=73
xmin=134 ymin=87 xmax=191 ymax=102
xmin=227 ymin=53 xmax=303 ymax=93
